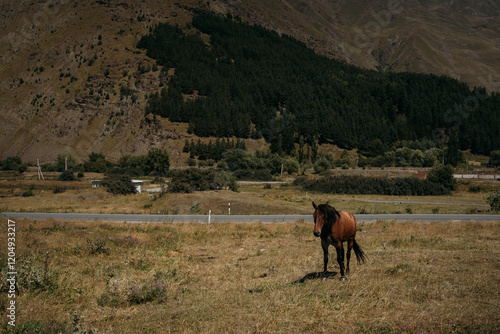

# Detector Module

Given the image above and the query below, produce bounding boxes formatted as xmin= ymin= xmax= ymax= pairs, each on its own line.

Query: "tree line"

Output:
xmin=183 ymin=138 xmax=246 ymax=161
xmin=137 ymin=12 xmax=500 ymax=157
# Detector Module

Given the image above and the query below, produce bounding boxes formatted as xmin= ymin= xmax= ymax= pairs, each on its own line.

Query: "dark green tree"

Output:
xmin=445 ymin=131 xmax=462 ymax=167
xmin=145 ymin=149 xmax=170 ymax=176
xmin=489 ymin=150 xmax=500 ymax=167
xmin=427 ymin=164 xmax=456 ymax=191
xmin=84 ymin=152 xmax=112 ymax=173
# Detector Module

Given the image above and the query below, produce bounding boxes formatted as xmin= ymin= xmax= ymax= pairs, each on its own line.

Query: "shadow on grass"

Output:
xmin=293 ymin=271 xmax=337 ymax=284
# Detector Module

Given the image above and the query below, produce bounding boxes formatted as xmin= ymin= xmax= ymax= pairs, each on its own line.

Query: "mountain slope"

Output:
xmin=219 ymin=0 xmax=500 ymax=91
xmin=0 ymin=0 xmax=498 ymax=162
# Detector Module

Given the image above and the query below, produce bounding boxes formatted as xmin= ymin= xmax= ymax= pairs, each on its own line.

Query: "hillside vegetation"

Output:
xmin=0 ymin=0 xmax=499 ymax=162
xmin=139 ymin=13 xmax=500 ymax=155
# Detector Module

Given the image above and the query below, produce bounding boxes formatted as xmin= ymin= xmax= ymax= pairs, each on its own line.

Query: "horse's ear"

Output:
xmin=326 ymin=201 xmax=329 ymax=206
xmin=312 ymin=201 xmax=318 ymax=209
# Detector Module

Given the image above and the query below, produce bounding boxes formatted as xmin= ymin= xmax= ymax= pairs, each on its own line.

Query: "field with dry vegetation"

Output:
xmin=1 ymin=218 xmax=499 ymax=333
xmin=0 ymin=170 xmax=497 ymax=216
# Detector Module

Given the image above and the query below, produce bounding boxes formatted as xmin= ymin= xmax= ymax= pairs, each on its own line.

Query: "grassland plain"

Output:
xmin=0 ymin=171 xmax=497 ymax=215
xmin=1 ymin=218 xmax=499 ymax=333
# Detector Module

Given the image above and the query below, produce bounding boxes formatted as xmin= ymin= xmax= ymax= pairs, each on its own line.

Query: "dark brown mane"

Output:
xmin=318 ymin=204 xmax=340 ymax=228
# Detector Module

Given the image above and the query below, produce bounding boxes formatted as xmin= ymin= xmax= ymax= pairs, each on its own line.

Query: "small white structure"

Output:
xmin=91 ymin=180 xmax=102 ymax=188
xmin=131 ymin=179 xmax=143 ymax=194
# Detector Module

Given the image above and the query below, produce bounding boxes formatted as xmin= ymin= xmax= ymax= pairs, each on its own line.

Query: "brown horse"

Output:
xmin=312 ymin=202 xmax=366 ymax=280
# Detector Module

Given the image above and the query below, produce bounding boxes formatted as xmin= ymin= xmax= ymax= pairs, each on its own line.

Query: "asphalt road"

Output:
xmin=1 ymin=212 xmax=500 ymax=223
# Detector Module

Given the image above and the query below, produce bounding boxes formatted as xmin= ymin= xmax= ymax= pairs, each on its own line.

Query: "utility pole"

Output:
xmin=37 ymin=159 xmax=44 ymax=180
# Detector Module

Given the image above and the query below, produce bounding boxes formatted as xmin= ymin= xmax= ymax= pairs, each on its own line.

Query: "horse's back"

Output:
xmin=338 ymin=210 xmax=357 ymax=239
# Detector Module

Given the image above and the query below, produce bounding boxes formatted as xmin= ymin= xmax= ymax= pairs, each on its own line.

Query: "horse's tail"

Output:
xmin=353 ymin=239 xmax=367 ymax=264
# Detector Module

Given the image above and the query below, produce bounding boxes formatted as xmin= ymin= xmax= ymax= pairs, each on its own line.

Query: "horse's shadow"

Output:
xmin=293 ymin=271 xmax=337 ymax=284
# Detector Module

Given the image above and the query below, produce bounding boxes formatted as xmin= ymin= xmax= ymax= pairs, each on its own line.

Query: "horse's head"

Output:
xmin=312 ymin=202 xmax=327 ymax=237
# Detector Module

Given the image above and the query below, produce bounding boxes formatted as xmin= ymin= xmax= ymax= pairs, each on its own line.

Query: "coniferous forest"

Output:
xmin=137 ymin=13 xmax=500 ymax=156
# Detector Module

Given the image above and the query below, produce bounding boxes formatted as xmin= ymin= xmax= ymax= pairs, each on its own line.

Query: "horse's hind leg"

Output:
xmin=346 ymin=239 xmax=353 ymax=274
xmin=334 ymin=242 xmax=346 ymax=280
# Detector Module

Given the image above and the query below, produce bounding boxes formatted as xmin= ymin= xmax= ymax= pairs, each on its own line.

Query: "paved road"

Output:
xmin=1 ymin=212 xmax=499 ymax=223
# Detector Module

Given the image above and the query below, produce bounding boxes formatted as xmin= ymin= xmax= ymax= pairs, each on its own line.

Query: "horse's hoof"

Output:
xmin=340 ymin=276 xmax=348 ymax=281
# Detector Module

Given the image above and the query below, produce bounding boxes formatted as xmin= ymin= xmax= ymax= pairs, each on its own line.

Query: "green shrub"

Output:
xmin=0 ymin=156 xmax=27 ymax=172
xmin=313 ymin=156 xmax=333 ymax=173
xmin=489 ymin=150 xmax=500 ymax=167
xmin=487 ymin=191 xmax=500 ymax=212
xmin=169 ymin=168 xmax=238 ymax=193
xmin=293 ymin=174 xmax=449 ymax=196
xmin=22 ymin=185 xmax=35 ymax=197
xmin=102 ymin=174 xmax=136 ymax=194
xmin=427 ymin=164 xmax=456 ymax=190
xmin=59 ymin=170 xmax=76 ymax=181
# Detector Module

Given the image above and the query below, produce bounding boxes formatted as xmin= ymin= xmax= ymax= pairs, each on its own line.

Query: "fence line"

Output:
xmin=453 ymin=174 xmax=500 ymax=179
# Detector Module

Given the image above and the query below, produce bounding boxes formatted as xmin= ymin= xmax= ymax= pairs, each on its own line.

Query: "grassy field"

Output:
xmin=1 ymin=218 xmax=499 ymax=333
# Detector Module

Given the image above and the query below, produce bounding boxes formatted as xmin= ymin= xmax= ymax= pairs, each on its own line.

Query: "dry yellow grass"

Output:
xmin=1 ymin=218 xmax=499 ymax=333
xmin=0 ymin=174 xmax=495 ymax=215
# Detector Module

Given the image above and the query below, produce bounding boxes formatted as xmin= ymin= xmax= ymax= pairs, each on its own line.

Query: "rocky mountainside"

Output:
xmin=0 ymin=0 xmax=498 ymax=163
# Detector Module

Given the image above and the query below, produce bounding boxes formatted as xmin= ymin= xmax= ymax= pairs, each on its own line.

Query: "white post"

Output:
xmin=228 ymin=202 xmax=231 ymax=215
xmin=208 ymin=210 xmax=211 ymax=223
xmin=37 ymin=159 xmax=44 ymax=180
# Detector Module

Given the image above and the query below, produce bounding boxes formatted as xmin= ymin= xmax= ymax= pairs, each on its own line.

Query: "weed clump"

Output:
xmin=0 ymin=256 xmax=58 ymax=294
xmin=128 ymin=278 xmax=168 ymax=304
xmin=86 ymin=238 xmax=109 ymax=255
xmin=97 ymin=277 xmax=168 ymax=307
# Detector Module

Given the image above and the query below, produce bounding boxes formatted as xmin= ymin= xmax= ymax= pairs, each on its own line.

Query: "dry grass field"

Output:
xmin=1 ymin=218 xmax=499 ymax=333
xmin=0 ymin=170 xmax=497 ymax=216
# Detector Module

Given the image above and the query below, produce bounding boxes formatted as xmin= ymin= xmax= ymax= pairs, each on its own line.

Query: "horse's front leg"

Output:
xmin=321 ymin=238 xmax=329 ymax=273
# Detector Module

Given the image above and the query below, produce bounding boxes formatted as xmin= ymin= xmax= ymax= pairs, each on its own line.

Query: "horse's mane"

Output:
xmin=319 ymin=204 xmax=340 ymax=227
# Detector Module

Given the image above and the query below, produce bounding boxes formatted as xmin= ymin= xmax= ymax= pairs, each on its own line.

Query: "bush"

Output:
xmin=84 ymin=152 xmax=112 ymax=172
xmin=283 ymin=157 xmax=299 ymax=174
xmin=232 ymin=169 xmax=273 ymax=181
xmin=293 ymin=174 xmax=450 ymax=196
xmin=169 ymin=168 xmax=237 ymax=193
xmin=86 ymin=238 xmax=110 ymax=255
xmin=22 ymin=185 xmax=35 ymax=197
xmin=59 ymin=170 xmax=76 ymax=181
xmin=0 ymin=156 xmax=27 ymax=172
xmin=102 ymin=174 xmax=136 ymax=194
xmin=427 ymin=164 xmax=456 ymax=190
xmin=313 ymin=156 xmax=333 ymax=173
xmin=489 ymin=150 xmax=500 ymax=167
xmin=487 ymin=191 xmax=500 ymax=212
